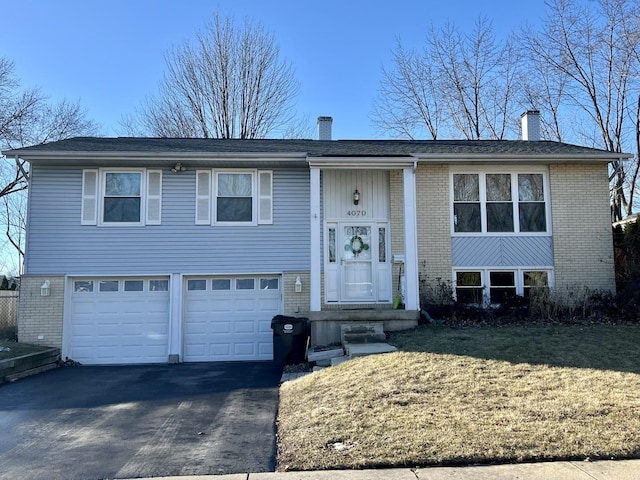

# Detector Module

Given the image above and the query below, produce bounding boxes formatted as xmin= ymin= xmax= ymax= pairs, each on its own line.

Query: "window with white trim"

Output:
xmin=452 ymin=171 xmax=548 ymax=234
xmin=81 ymin=168 xmax=162 ymax=226
xmin=454 ymin=269 xmax=551 ymax=305
xmin=195 ymin=169 xmax=272 ymax=225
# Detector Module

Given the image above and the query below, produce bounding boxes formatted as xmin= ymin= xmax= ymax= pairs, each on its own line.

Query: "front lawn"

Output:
xmin=277 ymin=325 xmax=640 ymax=471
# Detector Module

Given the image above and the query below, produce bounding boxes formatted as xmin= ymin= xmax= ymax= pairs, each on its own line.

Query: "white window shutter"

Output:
xmin=81 ymin=169 xmax=98 ymax=225
xmin=196 ymin=170 xmax=211 ymax=225
xmin=146 ymin=170 xmax=162 ymax=225
xmin=258 ymin=170 xmax=273 ymax=224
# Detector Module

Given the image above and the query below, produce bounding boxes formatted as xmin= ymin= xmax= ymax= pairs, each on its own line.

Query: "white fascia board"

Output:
xmin=307 ymin=156 xmax=415 ymax=169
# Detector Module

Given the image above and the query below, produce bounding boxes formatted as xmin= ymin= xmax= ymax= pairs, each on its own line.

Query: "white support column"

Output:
xmin=168 ymin=273 xmax=182 ymax=363
xmin=310 ymin=167 xmax=321 ymax=311
xmin=403 ymin=166 xmax=420 ymax=311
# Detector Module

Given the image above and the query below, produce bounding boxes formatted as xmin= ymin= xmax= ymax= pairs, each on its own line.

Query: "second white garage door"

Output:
xmin=183 ymin=276 xmax=281 ymax=362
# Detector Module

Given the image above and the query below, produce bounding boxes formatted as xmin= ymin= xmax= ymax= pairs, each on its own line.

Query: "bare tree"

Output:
xmin=523 ymin=0 xmax=640 ymax=221
xmin=372 ymin=40 xmax=442 ymax=139
xmin=0 ymin=57 xmax=99 ymax=273
xmin=127 ymin=13 xmax=301 ymax=139
xmin=373 ymin=17 xmax=523 ymax=140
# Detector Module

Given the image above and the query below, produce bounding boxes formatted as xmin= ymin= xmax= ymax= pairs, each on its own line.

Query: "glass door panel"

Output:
xmin=341 ymin=225 xmax=374 ymax=301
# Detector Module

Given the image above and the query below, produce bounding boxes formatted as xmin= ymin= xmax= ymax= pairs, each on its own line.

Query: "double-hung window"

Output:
xmin=103 ymin=172 xmax=141 ymax=223
xmin=81 ymin=168 xmax=162 ymax=226
xmin=216 ymin=173 xmax=253 ymax=222
xmin=452 ymin=171 xmax=548 ymax=234
xmin=196 ymin=169 xmax=273 ymax=226
xmin=518 ymin=174 xmax=546 ymax=232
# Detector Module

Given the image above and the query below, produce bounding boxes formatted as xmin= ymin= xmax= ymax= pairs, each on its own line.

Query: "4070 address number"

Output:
xmin=346 ymin=210 xmax=366 ymax=216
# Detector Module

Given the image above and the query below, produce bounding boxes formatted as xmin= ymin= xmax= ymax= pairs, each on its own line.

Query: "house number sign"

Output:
xmin=346 ymin=210 xmax=367 ymax=216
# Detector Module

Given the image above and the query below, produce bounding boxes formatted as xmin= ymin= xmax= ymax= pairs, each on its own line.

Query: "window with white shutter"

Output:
xmin=196 ymin=169 xmax=273 ymax=226
xmin=82 ymin=168 xmax=163 ymax=226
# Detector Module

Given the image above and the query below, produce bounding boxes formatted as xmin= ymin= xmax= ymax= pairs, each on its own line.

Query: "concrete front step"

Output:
xmin=307 ymin=346 xmax=345 ymax=362
xmin=340 ymin=322 xmax=386 ymax=344
xmin=309 ymin=310 xmax=419 ymax=346
xmin=344 ymin=342 xmax=398 ymax=358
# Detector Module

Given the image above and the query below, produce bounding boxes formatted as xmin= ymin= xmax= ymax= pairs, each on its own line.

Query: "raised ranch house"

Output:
xmin=3 ymin=113 xmax=628 ymax=365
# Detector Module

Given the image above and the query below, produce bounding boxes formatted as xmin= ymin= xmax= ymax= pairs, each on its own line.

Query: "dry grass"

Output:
xmin=277 ymin=325 xmax=640 ymax=471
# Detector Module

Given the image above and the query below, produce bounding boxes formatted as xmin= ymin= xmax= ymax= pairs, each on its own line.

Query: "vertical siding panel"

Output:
xmin=323 ymin=170 xmax=389 ymax=220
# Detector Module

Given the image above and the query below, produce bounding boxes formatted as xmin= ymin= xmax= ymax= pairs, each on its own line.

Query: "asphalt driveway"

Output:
xmin=0 ymin=362 xmax=281 ymax=480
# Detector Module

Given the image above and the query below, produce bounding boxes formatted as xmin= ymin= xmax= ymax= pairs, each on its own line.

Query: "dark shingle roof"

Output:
xmin=3 ymin=136 xmax=629 ymax=159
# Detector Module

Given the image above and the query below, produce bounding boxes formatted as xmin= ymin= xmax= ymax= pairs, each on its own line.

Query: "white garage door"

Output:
xmin=183 ymin=276 xmax=281 ymax=362
xmin=69 ymin=277 xmax=170 ymax=365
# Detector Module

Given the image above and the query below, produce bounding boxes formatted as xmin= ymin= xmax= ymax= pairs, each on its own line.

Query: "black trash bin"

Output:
xmin=271 ymin=315 xmax=310 ymax=367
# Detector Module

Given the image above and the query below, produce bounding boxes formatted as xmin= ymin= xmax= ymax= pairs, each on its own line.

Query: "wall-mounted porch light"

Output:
xmin=40 ymin=280 xmax=50 ymax=297
xmin=294 ymin=276 xmax=302 ymax=293
xmin=353 ymin=189 xmax=360 ymax=205
xmin=171 ymin=162 xmax=187 ymax=173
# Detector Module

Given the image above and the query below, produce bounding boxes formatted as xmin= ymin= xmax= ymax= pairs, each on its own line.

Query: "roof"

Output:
xmin=2 ymin=137 xmax=632 ymax=165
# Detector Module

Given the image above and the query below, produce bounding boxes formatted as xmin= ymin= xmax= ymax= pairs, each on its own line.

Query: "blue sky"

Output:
xmin=4 ymin=0 xmax=547 ymax=140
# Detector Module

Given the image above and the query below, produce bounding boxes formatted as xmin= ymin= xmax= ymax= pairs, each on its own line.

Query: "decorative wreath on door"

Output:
xmin=346 ymin=235 xmax=370 ymax=255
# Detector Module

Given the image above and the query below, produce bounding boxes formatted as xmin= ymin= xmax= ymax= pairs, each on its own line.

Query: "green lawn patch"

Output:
xmin=277 ymin=325 xmax=640 ymax=471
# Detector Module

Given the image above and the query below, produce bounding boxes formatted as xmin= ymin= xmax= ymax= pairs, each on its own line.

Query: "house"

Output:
xmin=3 ymin=112 xmax=629 ymax=365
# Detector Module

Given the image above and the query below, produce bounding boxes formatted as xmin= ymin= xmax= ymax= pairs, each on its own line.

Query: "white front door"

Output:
xmin=341 ymin=225 xmax=374 ymax=301
xmin=324 ymin=222 xmax=391 ymax=303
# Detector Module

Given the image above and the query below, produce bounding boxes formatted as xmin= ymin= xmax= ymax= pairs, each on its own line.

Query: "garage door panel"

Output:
xmin=209 ymin=344 xmax=231 ymax=356
xmin=258 ymin=320 xmax=273 ymax=333
xmin=234 ymin=299 xmax=256 ymax=311
xmin=209 ymin=321 xmax=231 ymax=334
xmin=234 ymin=343 xmax=256 ymax=356
xmin=258 ymin=342 xmax=273 ymax=355
xmin=235 ymin=321 xmax=256 ymax=334
xmin=72 ymin=302 xmax=96 ymax=315
xmin=258 ymin=298 xmax=280 ymax=310
xmin=184 ymin=343 xmax=206 ymax=358
xmin=183 ymin=275 xmax=281 ymax=362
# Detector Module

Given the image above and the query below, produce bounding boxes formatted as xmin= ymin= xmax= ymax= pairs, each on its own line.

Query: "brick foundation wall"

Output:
xmin=18 ymin=275 xmax=65 ymax=348
xmin=549 ymin=163 xmax=615 ymax=293
xmin=283 ymin=272 xmax=310 ymax=316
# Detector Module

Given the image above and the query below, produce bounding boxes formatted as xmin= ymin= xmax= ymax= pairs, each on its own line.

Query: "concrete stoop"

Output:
xmin=281 ymin=322 xmax=398 ymax=382
xmin=344 ymin=342 xmax=398 ymax=358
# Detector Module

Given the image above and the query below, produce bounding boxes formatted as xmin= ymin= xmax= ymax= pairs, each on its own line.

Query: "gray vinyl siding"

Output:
xmin=451 ymin=236 xmax=554 ymax=267
xmin=25 ymin=165 xmax=310 ymax=275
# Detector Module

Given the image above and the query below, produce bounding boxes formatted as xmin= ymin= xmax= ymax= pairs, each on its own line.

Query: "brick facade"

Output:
xmin=389 ymin=170 xmax=404 ymax=297
xmin=18 ymin=275 xmax=65 ymax=348
xmin=282 ymin=271 xmax=310 ymax=316
xmin=549 ymin=163 xmax=616 ymax=293
xmin=415 ymin=164 xmax=452 ymax=300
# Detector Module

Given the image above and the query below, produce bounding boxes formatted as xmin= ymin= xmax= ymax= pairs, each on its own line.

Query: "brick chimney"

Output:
xmin=317 ymin=116 xmax=333 ymax=141
xmin=521 ymin=110 xmax=540 ymax=141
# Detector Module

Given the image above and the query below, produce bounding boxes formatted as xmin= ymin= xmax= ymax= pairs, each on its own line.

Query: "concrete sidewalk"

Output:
xmin=125 ymin=459 xmax=640 ymax=480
